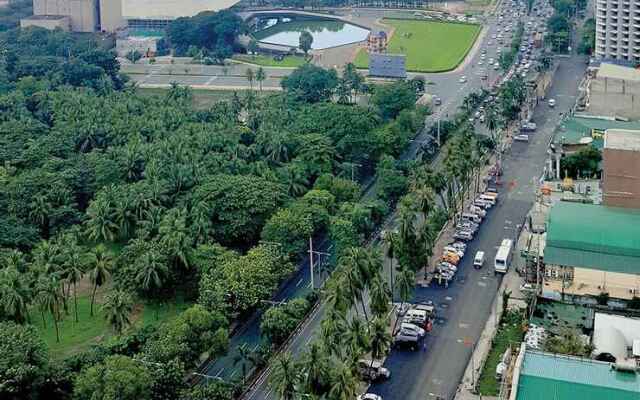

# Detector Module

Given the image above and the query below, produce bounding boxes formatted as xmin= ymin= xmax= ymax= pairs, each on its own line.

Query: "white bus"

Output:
xmin=494 ymin=239 xmax=513 ymax=274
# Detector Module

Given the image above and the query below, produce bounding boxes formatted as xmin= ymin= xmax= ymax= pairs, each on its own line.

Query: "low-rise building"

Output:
xmin=543 ymin=201 xmax=640 ymax=300
xmin=509 ymin=348 xmax=640 ymax=400
xmin=592 ymin=312 xmax=640 ymax=366
xmin=587 ymin=63 xmax=640 ymax=120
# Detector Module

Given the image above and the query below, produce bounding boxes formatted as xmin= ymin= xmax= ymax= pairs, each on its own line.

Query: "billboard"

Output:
xmin=369 ymin=53 xmax=407 ymax=79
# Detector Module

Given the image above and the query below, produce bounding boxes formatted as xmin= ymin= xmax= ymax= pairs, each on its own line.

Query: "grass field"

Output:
xmin=233 ymin=54 xmax=308 ymax=68
xmin=29 ymin=293 xmax=191 ymax=359
xmin=477 ymin=311 xmax=525 ymax=395
xmin=355 ymin=19 xmax=481 ymax=72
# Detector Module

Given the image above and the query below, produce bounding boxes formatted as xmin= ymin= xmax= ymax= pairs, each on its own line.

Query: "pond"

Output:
xmin=254 ymin=19 xmax=370 ymax=50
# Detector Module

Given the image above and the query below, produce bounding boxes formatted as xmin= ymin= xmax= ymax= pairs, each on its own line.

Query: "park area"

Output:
xmin=355 ymin=19 xmax=481 ymax=72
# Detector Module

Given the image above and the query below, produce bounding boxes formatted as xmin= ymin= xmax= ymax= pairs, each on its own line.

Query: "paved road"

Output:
xmin=240 ymin=4 xmax=566 ymax=399
xmin=366 ymin=54 xmax=587 ymax=400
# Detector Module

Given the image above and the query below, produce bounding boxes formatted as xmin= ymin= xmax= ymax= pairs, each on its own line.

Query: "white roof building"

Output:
xmin=592 ymin=312 xmax=640 ymax=365
xmin=122 ymin=0 xmax=241 ymax=20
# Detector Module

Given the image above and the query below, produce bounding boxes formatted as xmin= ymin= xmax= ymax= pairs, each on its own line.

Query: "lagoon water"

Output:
xmin=254 ymin=20 xmax=370 ymax=50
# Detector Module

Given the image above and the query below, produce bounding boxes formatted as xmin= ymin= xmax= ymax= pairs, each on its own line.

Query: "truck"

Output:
xmin=494 ymin=239 xmax=513 ymax=274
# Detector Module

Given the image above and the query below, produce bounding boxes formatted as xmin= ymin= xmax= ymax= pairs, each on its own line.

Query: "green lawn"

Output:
xmin=29 ymin=293 xmax=191 ymax=359
xmin=355 ymin=19 xmax=481 ymax=72
xmin=233 ymin=54 xmax=308 ymax=68
xmin=477 ymin=311 xmax=525 ymax=396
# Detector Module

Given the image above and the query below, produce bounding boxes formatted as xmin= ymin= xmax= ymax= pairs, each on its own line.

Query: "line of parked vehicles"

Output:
xmin=433 ymin=189 xmax=498 ymax=283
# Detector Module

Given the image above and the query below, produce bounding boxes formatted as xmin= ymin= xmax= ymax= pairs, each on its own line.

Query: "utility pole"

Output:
xmin=437 ymin=118 xmax=441 ymax=147
xmin=308 ymin=237 xmax=329 ymax=290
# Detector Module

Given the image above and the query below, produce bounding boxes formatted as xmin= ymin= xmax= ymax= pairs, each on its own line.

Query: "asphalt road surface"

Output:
xmin=365 ymin=55 xmax=586 ymax=400
xmin=240 ymin=7 xmax=584 ymax=400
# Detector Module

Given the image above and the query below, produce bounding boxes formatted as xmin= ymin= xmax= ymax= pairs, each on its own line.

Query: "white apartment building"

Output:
xmin=595 ymin=0 xmax=640 ymax=63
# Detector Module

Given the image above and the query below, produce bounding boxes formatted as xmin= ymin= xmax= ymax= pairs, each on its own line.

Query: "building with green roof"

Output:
xmin=553 ymin=116 xmax=640 ymax=153
xmin=543 ymin=201 xmax=640 ymax=300
xmin=511 ymin=349 xmax=640 ymax=400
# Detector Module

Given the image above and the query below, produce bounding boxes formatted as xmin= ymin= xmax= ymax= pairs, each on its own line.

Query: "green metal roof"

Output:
xmin=553 ymin=117 xmax=640 ymax=147
xmin=516 ymin=351 xmax=640 ymax=400
xmin=545 ymin=202 xmax=640 ymax=274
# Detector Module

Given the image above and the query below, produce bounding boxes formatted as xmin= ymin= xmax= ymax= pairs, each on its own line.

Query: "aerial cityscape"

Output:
xmin=1 ymin=0 xmax=639 ymax=399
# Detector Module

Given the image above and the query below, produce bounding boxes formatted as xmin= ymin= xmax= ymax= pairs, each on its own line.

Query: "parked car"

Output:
xmin=514 ymin=134 xmax=530 ymax=142
xmin=521 ymin=122 xmax=537 ymax=131
xmin=449 ymin=242 xmax=467 ymax=252
xmin=443 ymin=246 xmax=465 ymax=258
xmin=400 ymin=322 xmax=426 ymax=337
xmin=442 ymin=251 xmax=460 ymax=265
xmin=358 ymin=394 xmax=383 ymax=400
xmin=357 ymin=359 xmax=391 ymax=382
xmin=404 ymin=309 xmax=429 ymax=326
xmin=469 ymin=206 xmax=487 ymax=217
xmin=453 ymin=230 xmax=474 ymax=241
xmin=439 ymin=262 xmax=457 ymax=273
xmin=393 ymin=331 xmax=420 ymax=350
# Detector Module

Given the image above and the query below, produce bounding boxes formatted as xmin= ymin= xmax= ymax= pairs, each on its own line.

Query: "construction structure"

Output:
xmin=366 ymin=30 xmax=388 ymax=53
xmin=602 ymin=129 xmax=640 ymax=208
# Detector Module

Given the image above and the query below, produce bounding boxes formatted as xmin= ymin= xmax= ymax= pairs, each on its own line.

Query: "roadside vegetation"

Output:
xmin=477 ymin=310 xmax=526 ymax=396
xmin=355 ymin=19 xmax=481 ymax=72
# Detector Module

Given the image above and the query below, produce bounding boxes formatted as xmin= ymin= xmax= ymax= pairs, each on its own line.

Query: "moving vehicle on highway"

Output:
xmin=473 ymin=251 xmax=485 ymax=269
xmin=494 ymin=238 xmax=513 ymax=274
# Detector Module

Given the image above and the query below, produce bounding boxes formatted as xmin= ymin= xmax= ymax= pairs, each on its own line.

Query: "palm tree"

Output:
xmin=29 ymin=194 xmax=50 ymax=239
xmin=134 ymin=249 xmax=168 ymax=295
xmin=301 ymin=341 xmax=330 ymax=396
xmin=37 ymin=276 xmax=62 ymax=342
xmin=369 ymin=317 xmax=392 ymax=372
xmin=85 ymin=197 xmax=118 ymax=242
xmin=63 ymin=250 xmax=85 ymax=323
xmin=255 ymin=67 xmax=266 ymax=92
xmin=324 ymin=276 xmax=350 ymax=316
xmin=369 ymin=276 xmax=391 ymax=319
xmin=328 ymin=360 xmax=358 ymax=400
xmin=394 ymin=267 xmax=415 ymax=332
xmin=0 ymin=267 xmax=30 ymax=323
xmin=414 ymin=187 xmax=435 ymax=222
xmin=270 ymin=352 xmax=299 ymax=400
xmin=246 ymin=68 xmax=255 ymax=90
xmin=87 ymin=245 xmax=112 ymax=317
xmin=320 ymin=308 xmax=347 ymax=352
xmin=344 ymin=317 xmax=370 ymax=358
xmin=102 ymin=289 xmax=134 ymax=334
xmin=382 ymin=230 xmax=398 ymax=301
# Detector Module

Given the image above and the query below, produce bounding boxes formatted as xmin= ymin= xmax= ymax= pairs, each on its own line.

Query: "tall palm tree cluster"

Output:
xmin=270 ymin=246 xmax=393 ymax=400
xmin=0 ymin=234 xmax=133 ymax=342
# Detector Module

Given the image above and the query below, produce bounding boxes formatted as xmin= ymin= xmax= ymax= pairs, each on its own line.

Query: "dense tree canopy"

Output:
xmin=0 ymin=322 xmax=49 ymax=399
xmin=166 ymin=10 xmax=244 ymax=58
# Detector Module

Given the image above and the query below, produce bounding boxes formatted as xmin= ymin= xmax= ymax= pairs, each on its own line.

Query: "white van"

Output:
xmin=404 ymin=309 xmax=428 ymax=327
xmin=462 ymin=212 xmax=482 ymax=224
xmin=494 ymin=239 xmax=513 ymax=274
xmin=473 ymin=251 xmax=485 ymax=269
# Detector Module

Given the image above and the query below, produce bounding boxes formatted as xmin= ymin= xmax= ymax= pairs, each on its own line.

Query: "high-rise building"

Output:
xmin=594 ymin=0 xmax=640 ymax=63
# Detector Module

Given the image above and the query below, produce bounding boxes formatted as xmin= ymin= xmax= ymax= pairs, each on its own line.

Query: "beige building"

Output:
xmin=99 ymin=0 xmax=126 ymax=32
xmin=587 ymin=63 xmax=640 ymax=119
xmin=543 ymin=201 xmax=640 ymax=300
xmin=603 ymin=129 xmax=640 ymax=208
xmin=29 ymin=0 xmax=98 ymax=32
xmin=20 ymin=14 xmax=70 ymax=30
